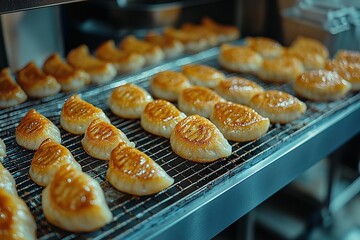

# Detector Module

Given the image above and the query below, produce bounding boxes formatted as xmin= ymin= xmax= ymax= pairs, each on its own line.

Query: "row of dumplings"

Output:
xmin=0 ymin=17 xmax=240 ymax=109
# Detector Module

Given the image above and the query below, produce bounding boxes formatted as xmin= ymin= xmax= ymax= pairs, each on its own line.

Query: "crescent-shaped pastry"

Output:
xmin=325 ymin=60 xmax=360 ymax=91
xmin=245 ymin=37 xmax=284 ymax=59
xmin=150 ymin=70 xmax=191 ymax=102
xmin=164 ymin=27 xmax=208 ymax=53
xmin=0 ymin=162 xmax=17 ymax=196
xmin=214 ymin=76 xmax=264 ymax=105
xmin=107 ymin=142 xmax=174 ymax=196
xmin=42 ymin=165 xmax=112 ymax=232
xmin=0 ymin=68 xmax=27 ymax=108
xmin=182 ymin=64 xmax=225 ymax=88
xmin=218 ymin=44 xmax=263 ymax=74
xmin=17 ymin=62 xmax=61 ymax=98
xmin=141 ymin=100 xmax=186 ymax=138
xmin=108 ymin=83 xmax=153 ymax=119
xmin=119 ymin=35 xmax=165 ymax=65
xmin=145 ymin=32 xmax=184 ymax=59
xmin=180 ymin=23 xmax=219 ymax=47
xmin=0 ymin=188 xmax=36 ymax=240
xmin=81 ymin=119 xmax=134 ymax=160
xmin=95 ymin=40 xmax=145 ymax=74
xmin=0 ymin=138 xmax=6 ymax=159
xmin=249 ymin=90 xmax=307 ymax=124
xmin=210 ymin=102 xmax=270 ymax=142
xmin=335 ymin=50 xmax=360 ymax=64
xmin=290 ymin=36 xmax=329 ymax=59
xmin=294 ymin=70 xmax=352 ymax=101
xmin=43 ymin=53 xmax=91 ymax=91
xmin=257 ymin=56 xmax=305 ymax=83
xmin=282 ymin=48 xmax=325 ymax=71
xmin=60 ymin=94 xmax=110 ymax=134
xmin=30 ymin=139 xmax=81 ymax=186
xmin=16 ymin=109 xmax=61 ymax=150
xmin=201 ymin=17 xmax=240 ymax=43
xmin=67 ymin=44 xmax=117 ymax=84
xmin=170 ymin=115 xmax=232 ymax=162
xmin=178 ymin=86 xmax=225 ymax=118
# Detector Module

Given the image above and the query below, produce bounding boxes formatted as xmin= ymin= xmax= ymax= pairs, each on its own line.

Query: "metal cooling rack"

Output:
xmin=0 ymin=45 xmax=359 ymax=240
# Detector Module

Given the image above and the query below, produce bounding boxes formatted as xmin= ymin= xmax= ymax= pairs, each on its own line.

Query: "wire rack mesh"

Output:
xmin=0 ymin=47 xmax=359 ymax=239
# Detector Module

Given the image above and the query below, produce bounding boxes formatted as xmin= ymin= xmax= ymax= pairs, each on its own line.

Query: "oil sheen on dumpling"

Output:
xmin=0 ymin=162 xmax=17 ymax=196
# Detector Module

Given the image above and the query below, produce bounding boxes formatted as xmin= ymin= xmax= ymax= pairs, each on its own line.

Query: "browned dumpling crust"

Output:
xmin=282 ymin=48 xmax=325 ymax=71
xmin=214 ymin=76 xmax=264 ymax=105
xmin=210 ymin=102 xmax=270 ymax=142
xmin=0 ymin=188 xmax=36 ymax=240
xmin=42 ymin=165 xmax=112 ymax=232
xmin=81 ymin=119 xmax=134 ymax=160
xmin=182 ymin=64 xmax=225 ymax=88
xmin=178 ymin=86 xmax=225 ymax=118
xmin=290 ymin=36 xmax=329 ymax=59
xmin=119 ymin=35 xmax=165 ymax=65
xmin=141 ymin=100 xmax=186 ymax=138
xmin=107 ymin=142 xmax=174 ymax=196
xmin=150 ymin=70 xmax=191 ymax=102
xmin=170 ymin=115 xmax=232 ymax=162
xmin=43 ymin=53 xmax=91 ymax=91
xmin=294 ymin=70 xmax=352 ymax=101
xmin=201 ymin=17 xmax=240 ymax=43
xmin=325 ymin=60 xmax=360 ymax=90
xmin=245 ymin=37 xmax=284 ymax=59
xmin=180 ymin=23 xmax=219 ymax=47
xmin=108 ymin=83 xmax=153 ymax=119
xmin=335 ymin=50 xmax=360 ymax=64
xmin=16 ymin=109 xmax=61 ymax=150
xmin=0 ymin=162 xmax=17 ymax=196
xmin=17 ymin=62 xmax=61 ymax=98
xmin=257 ymin=56 xmax=305 ymax=83
xmin=164 ymin=27 xmax=208 ymax=53
xmin=95 ymin=40 xmax=145 ymax=73
xmin=67 ymin=44 xmax=116 ymax=84
xmin=218 ymin=44 xmax=263 ymax=74
xmin=0 ymin=68 xmax=27 ymax=108
xmin=30 ymin=139 xmax=81 ymax=186
xmin=60 ymin=94 xmax=110 ymax=134
xmin=249 ymin=90 xmax=307 ymax=124
xmin=145 ymin=32 xmax=185 ymax=59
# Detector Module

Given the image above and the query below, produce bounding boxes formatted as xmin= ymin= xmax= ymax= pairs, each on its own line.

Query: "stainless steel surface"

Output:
xmin=0 ymin=44 xmax=359 ymax=239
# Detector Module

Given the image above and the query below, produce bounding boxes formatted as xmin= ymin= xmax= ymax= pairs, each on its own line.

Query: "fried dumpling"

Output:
xmin=182 ymin=64 xmax=225 ymax=88
xmin=282 ymin=48 xmax=325 ymax=71
xmin=249 ymin=90 xmax=307 ymax=124
xmin=0 ymin=68 xmax=27 ymax=108
xmin=108 ymin=83 xmax=153 ymax=119
xmin=43 ymin=53 xmax=91 ymax=91
xmin=145 ymin=32 xmax=184 ymax=59
xmin=107 ymin=142 xmax=174 ymax=196
xmin=170 ymin=115 xmax=231 ymax=162
xmin=201 ymin=17 xmax=240 ymax=43
xmin=0 ymin=138 xmax=6 ymax=159
xmin=325 ymin=60 xmax=360 ymax=90
xmin=290 ymin=36 xmax=329 ymax=59
xmin=17 ymin=62 xmax=61 ymax=98
xmin=67 ymin=44 xmax=117 ymax=84
xmin=0 ymin=188 xmax=36 ymax=240
xmin=42 ymin=165 xmax=112 ymax=232
xmin=178 ymin=86 xmax=225 ymax=118
xmin=141 ymin=100 xmax=186 ymax=138
xmin=180 ymin=23 xmax=219 ymax=47
xmin=16 ymin=109 xmax=61 ymax=150
xmin=30 ymin=139 xmax=81 ymax=187
xmin=218 ymin=44 xmax=263 ymax=74
xmin=150 ymin=70 xmax=191 ymax=102
xmin=294 ymin=70 xmax=352 ymax=101
xmin=214 ymin=76 xmax=264 ymax=105
xmin=0 ymin=162 xmax=17 ymax=196
xmin=335 ymin=50 xmax=360 ymax=64
xmin=61 ymin=94 xmax=110 ymax=134
xmin=95 ymin=40 xmax=145 ymax=74
xmin=164 ymin=27 xmax=208 ymax=53
xmin=119 ymin=35 xmax=165 ymax=65
xmin=257 ymin=55 xmax=305 ymax=83
xmin=245 ymin=37 xmax=284 ymax=59
xmin=210 ymin=102 xmax=270 ymax=142
xmin=81 ymin=119 xmax=134 ymax=160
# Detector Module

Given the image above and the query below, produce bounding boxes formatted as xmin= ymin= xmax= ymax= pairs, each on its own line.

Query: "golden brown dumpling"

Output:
xmin=325 ymin=60 xmax=360 ymax=91
xmin=42 ymin=165 xmax=112 ymax=232
xmin=170 ymin=115 xmax=232 ymax=162
xmin=245 ymin=37 xmax=284 ymax=59
xmin=201 ymin=17 xmax=240 ymax=43
xmin=182 ymin=64 xmax=225 ymax=88
xmin=0 ymin=162 xmax=17 ymax=196
xmin=107 ymin=142 xmax=174 ymax=196
xmin=335 ymin=50 xmax=360 ymax=64
xmin=164 ymin=27 xmax=208 ymax=53
xmin=282 ymin=48 xmax=325 ymax=71
xmin=16 ymin=109 xmax=61 ymax=150
xmin=290 ymin=36 xmax=329 ymax=59
xmin=145 ymin=32 xmax=184 ymax=59
xmin=0 ymin=68 xmax=27 ymax=108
